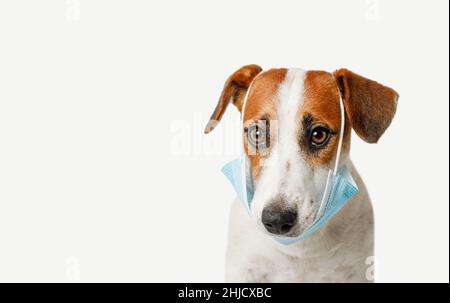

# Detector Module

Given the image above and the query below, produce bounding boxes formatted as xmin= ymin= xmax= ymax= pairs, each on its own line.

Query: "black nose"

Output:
xmin=261 ymin=206 xmax=297 ymax=235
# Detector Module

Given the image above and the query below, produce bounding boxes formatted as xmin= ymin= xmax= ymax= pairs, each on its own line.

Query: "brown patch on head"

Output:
xmin=299 ymin=69 xmax=399 ymax=168
xmin=299 ymin=71 xmax=351 ymax=168
xmin=243 ymin=68 xmax=287 ymax=179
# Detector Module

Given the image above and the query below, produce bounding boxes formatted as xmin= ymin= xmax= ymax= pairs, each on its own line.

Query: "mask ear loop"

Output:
xmin=333 ymin=91 xmax=346 ymax=175
xmin=239 ymin=72 xmax=262 ymax=210
xmin=316 ymin=88 xmax=346 ymax=217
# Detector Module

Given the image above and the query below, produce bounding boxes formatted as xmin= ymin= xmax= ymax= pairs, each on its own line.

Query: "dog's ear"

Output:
xmin=334 ymin=68 xmax=399 ymax=143
xmin=204 ymin=64 xmax=262 ymax=134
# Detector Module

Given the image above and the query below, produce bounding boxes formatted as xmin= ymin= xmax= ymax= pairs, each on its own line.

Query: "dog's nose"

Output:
xmin=261 ymin=206 xmax=297 ymax=235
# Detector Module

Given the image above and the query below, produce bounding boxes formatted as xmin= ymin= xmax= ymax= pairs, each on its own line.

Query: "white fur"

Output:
xmin=225 ymin=70 xmax=374 ymax=282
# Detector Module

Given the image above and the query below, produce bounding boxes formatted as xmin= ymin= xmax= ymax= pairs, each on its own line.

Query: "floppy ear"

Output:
xmin=334 ymin=68 xmax=399 ymax=143
xmin=204 ymin=64 xmax=262 ymax=134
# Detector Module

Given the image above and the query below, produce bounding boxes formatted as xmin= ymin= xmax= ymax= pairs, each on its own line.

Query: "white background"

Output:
xmin=0 ymin=0 xmax=448 ymax=282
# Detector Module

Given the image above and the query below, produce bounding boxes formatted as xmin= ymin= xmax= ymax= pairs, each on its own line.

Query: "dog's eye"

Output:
xmin=246 ymin=120 xmax=269 ymax=151
xmin=310 ymin=126 xmax=330 ymax=147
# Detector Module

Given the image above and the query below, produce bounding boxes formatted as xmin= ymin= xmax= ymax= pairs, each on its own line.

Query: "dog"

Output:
xmin=204 ymin=65 xmax=398 ymax=282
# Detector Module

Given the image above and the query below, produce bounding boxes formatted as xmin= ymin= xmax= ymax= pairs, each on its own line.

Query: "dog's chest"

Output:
xmin=246 ymin=251 xmax=361 ymax=283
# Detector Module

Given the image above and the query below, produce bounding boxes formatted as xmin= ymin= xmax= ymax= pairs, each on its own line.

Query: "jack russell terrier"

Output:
xmin=204 ymin=65 xmax=398 ymax=283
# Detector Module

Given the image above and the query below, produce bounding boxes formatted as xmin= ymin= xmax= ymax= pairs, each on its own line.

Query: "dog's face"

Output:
xmin=205 ymin=65 xmax=398 ymax=239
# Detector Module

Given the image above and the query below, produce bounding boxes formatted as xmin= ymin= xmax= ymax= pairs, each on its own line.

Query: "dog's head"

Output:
xmin=205 ymin=65 xmax=398 ymax=239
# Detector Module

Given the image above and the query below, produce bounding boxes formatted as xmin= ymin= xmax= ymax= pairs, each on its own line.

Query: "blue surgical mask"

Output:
xmin=221 ymin=157 xmax=254 ymax=212
xmin=276 ymin=166 xmax=358 ymax=244
xmin=221 ymin=74 xmax=359 ymax=244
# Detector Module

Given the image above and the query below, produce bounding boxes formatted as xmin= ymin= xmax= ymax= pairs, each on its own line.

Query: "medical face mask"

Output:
xmin=221 ymin=75 xmax=359 ymax=244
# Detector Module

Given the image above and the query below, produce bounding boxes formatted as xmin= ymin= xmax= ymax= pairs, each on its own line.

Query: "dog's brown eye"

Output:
xmin=246 ymin=120 xmax=269 ymax=151
xmin=310 ymin=126 xmax=330 ymax=147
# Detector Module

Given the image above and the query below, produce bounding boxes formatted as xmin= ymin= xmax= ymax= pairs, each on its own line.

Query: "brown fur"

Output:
xmin=204 ymin=64 xmax=262 ymax=134
xmin=333 ymin=69 xmax=399 ymax=143
xmin=243 ymin=69 xmax=287 ymax=179
xmin=301 ymin=71 xmax=351 ymax=168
